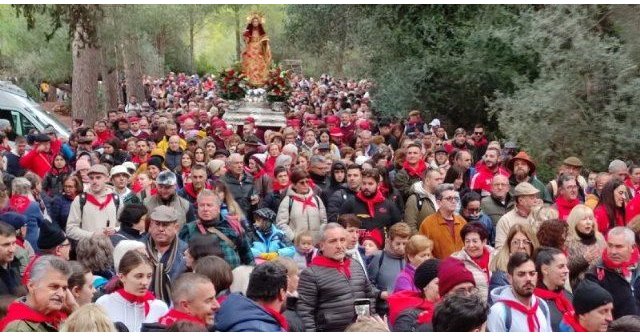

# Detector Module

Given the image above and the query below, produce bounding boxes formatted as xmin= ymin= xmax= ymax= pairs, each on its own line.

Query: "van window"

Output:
xmin=0 ymin=109 xmax=17 ymax=140
xmin=8 ymin=110 xmax=37 ymax=137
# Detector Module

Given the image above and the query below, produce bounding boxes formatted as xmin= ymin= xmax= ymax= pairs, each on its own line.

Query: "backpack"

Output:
xmin=412 ymin=192 xmax=433 ymax=212
xmin=500 ymin=299 xmax=549 ymax=331
xmin=287 ymin=195 xmax=321 ymax=214
xmin=78 ymin=192 xmax=120 ymax=229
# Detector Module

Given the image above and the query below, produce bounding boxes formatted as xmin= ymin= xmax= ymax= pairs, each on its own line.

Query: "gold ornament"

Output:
xmin=246 ymin=11 xmax=266 ymax=25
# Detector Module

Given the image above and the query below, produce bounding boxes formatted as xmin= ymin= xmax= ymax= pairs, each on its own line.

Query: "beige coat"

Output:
xmin=451 ymin=246 xmax=495 ymax=302
xmin=66 ymin=188 xmax=119 ymax=241
xmin=276 ymin=186 xmax=327 ymax=241
xmin=494 ymin=208 xmax=535 ymax=250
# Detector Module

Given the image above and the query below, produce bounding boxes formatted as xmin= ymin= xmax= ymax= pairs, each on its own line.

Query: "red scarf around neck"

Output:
xmin=291 ymin=195 xmax=317 ymax=212
xmin=562 ymin=312 xmax=587 ymax=332
xmin=0 ymin=301 xmax=67 ymax=331
xmin=117 ymin=289 xmax=155 ymax=316
xmin=261 ymin=304 xmax=289 ymax=332
xmin=402 ymin=160 xmax=427 ymax=179
xmin=602 ymin=247 xmax=640 ymax=278
xmin=310 ymin=255 xmax=351 ymax=279
xmin=356 ymin=189 xmax=385 ymax=217
xmin=272 ymin=181 xmax=289 ymax=193
xmin=471 ymin=247 xmax=491 ymax=278
xmin=158 ymin=309 xmax=205 ymax=327
xmin=534 ymin=287 xmax=573 ymax=315
xmin=498 ymin=299 xmax=540 ymax=332
xmin=9 ymin=195 xmax=31 ymax=214
xmin=86 ymin=193 xmax=114 ymax=210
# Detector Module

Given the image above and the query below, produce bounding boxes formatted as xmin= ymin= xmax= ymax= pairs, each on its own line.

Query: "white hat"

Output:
xmin=429 ymin=118 xmax=441 ymax=127
xmin=355 ymin=156 xmax=369 ymax=166
xmin=110 ymin=165 xmax=131 ymax=178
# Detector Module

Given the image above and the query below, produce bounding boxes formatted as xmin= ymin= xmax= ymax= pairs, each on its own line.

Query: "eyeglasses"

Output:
xmin=442 ymin=196 xmax=460 ymax=202
xmin=474 ymin=132 xmax=483 ymax=135
xmin=452 ymin=286 xmax=479 ymax=296
xmin=511 ymin=239 xmax=532 ymax=247
xmin=297 ymin=179 xmax=309 ymax=185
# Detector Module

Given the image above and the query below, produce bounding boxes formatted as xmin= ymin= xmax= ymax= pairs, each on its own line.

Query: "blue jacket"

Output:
xmin=48 ymin=194 xmax=73 ymax=232
xmin=251 ymin=225 xmax=295 ymax=258
xmin=21 ymin=202 xmax=44 ymax=253
xmin=215 ymin=293 xmax=284 ymax=332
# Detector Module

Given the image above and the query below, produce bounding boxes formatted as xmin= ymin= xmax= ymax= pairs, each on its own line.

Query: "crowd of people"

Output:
xmin=0 ymin=70 xmax=640 ymax=332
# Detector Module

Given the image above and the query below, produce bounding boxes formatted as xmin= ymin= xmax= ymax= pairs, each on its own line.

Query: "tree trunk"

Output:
xmin=72 ymin=24 xmax=100 ymax=124
xmin=189 ymin=8 xmax=195 ymax=74
xmin=122 ymin=35 xmax=146 ymax=104
xmin=101 ymin=41 xmax=119 ymax=111
xmin=234 ymin=6 xmax=241 ymax=62
xmin=155 ymin=27 xmax=167 ymax=76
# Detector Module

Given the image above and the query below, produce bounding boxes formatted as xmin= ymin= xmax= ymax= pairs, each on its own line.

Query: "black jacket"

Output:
xmin=221 ymin=172 xmax=256 ymax=221
xmin=297 ymin=256 xmax=379 ymax=331
xmin=283 ymin=296 xmax=305 ymax=332
xmin=0 ymin=258 xmax=25 ymax=296
xmin=585 ymin=262 xmax=640 ymax=319
xmin=393 ymin=308 xmax=433 ymax=332
xmin=339 ymin=195 xmax=402 ymax=232
xmin=309 ymin=172 xmax=329 ymax=192
xmin=326 ymin=186 xmax=356 ymax=223
xmin=164 ymin=149 xmax=183 ymax=172
xmin=261 ymin=189 xmax=286 ymax=214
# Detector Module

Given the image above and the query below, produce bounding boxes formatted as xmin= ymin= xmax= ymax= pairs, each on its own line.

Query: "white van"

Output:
xmin=0 ymin=81 xmax=71 ymax=139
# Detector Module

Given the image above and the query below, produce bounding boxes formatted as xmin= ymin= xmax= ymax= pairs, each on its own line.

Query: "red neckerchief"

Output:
xmin=534 ymin=287 xmax=573 ymax=314
xmin=602 ymin=247 xmax=640 ymax=278
xmin=158 ymin=309 xmax=205 ymax=327
xmin=498 ymin=299 xmax=540 ymax=332
xmin=116 ymin=289 xmax=155 ymax=316
xmin=355 ymin=189 xmax=385 ymax=217
xmin=291 ymin=195 xmax=317 ymax=212
xmin=0 ymin=300 xmax=67 ymax=331
xmin=272 ymin=181 xmax=289 ymax=192
xmin=402 ymin=160 xmax=427 ymax=179
xmin=416 ymin=301 xmax=436 ymax=324
xmin=85 ymin=193 xmax=114 ymax=210
xmin=184 ymin=182 xmax=212 ymax=199
xmin=562 ymin=312 xmax=587 ymax=332
xmin=9 ymin=195 xmax=30 ymax=214
xmin=387 ymin=290 xmax=436 ymax=326
xmin=471 ymin=247 xmax=491 ymax=278
xmin=555 ymin=196 xmax=580 ymax=219
xmin=310 ymin=255 xmax=351 ymax=279
xmin=260 ymin=304 xmax=289 ymax=332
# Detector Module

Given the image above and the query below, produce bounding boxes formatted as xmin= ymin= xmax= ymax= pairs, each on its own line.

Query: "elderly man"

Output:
xmin=164 ymin=135 xmax=184 ymax=171
xmin=481 ymin=175 xmax=514 ymax=226
xmin=144 ymin=171 xmax=195 ymax=228
xmin=547 ymin=156 xmax=587 ymax=202
xmin=506 ymin=151 xmax=552 ymax=204
xmin=66 ymin=164 xmax=120 ymax=241
xmin=221 ymin=153 xmax=258 ymax=221
xmin=145 ymin=205 xmax=188 ymax=305
xmin=494 ymin=182 xmax=539 ymax=250
xmin=419 ymin=183 xmax=467 ymax=259
xmin=609 ymin=159 xmax=630 ymax=182
xmin=110 ymin=165 xmax=139 ymax=205
xmin=180 ymin=190 xmax=254 ymax=269
xmin=586 ymin=227 xmax=640 ymax=319
xmin=394 ymin=143 xmax=427 ymax=200
xmin=297 ymin=223 xmax=379 ymax=332
xmin=0 ymin=256 xmax=75 ymax=331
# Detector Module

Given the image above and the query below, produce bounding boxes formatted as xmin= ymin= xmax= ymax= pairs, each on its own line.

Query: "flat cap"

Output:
xmin=88 ymin=164 xmax=109 ymax=176
xmin=150 ymin=205 xmax=178 ymax=222
xmin=514 ymin=182 xmax=540 ymax=196
xmin=563 ymin=156 xmax=583 ymax=167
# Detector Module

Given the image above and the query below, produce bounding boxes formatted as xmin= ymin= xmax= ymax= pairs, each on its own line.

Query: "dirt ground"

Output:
xmin=42 ymin=102 xmax=72 ymax=128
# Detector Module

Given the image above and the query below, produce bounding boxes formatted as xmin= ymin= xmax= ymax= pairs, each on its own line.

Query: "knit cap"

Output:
xmin=361 ymin=229 xmax=384 ymax=249
xmin=0 ymin=212 xmax=27 ymax=230
xmin=573 ymin=280 xmax=613 ymax=315
xmin=437 ymin=257 xmax=476 ymax=297
xmin=37 ymin=221 xmax=67 ymax=250
xmin=413 ymin=258 xmax=441 ymax=290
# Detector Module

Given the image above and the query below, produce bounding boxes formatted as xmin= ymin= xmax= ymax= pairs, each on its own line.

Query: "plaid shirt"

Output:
xmin=179 ymin=219 xmax=255 ymax=269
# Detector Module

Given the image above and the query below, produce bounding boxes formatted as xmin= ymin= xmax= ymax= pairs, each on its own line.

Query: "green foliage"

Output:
xmin=488 ymin=5 xmax=640 ymax=174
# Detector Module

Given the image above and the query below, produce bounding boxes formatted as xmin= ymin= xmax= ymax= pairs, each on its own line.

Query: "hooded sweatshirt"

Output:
xmin=487 ymin=285 xmax=552 ymax=332
xmin=215 ymin=293 xmax=285 ymax=332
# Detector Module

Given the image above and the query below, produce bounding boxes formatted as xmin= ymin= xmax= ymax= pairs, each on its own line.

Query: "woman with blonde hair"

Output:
xmin=60 ymin=304 xmax=117 ymax=332
xmin=566 ymin=204 xmax=606 ymax=289
xmin=488 ymin=224 xmax=539 ymax=297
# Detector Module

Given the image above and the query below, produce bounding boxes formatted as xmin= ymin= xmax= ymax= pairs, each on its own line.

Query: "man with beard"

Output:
xmin=393 ymin=143 xmax=428 ymax=200
xmin=328 ymin=164 xmax=362 ymax=222
xmin=487 ymin=252 xmax=552 ymax=332
xmin=469 ymin=124 xmax=488 ymax=161
xmin=144 ymin=171 xmax=195 ymax=228
xmin=481 ymin=175 xmax=514 ymax=226
xmin=132 ymin=139 xmax=150 ymax=165
xmin=506 ymin=151 xmax=552 ymax=204
xmin=339 ymin=168 xmax=401 ymax=234
xmin=215 ymin=262 xmax=289 ymax=331
xmin=177 ymin=164 xmax=212 ymax=207
xmin=585 ymin=227 xmax=640 ymax=319
xmin=470 ymin=148 xmax=509 ymax=197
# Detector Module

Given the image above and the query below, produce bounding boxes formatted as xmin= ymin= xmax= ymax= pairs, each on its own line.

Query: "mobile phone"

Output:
xmin=354 ymin=298 xmax=371 ymax=317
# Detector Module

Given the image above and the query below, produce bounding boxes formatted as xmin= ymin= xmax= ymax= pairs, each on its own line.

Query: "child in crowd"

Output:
xmin=338 ymin=214 xmax=368 ymax=273
xmin=250 ymin=208 xmax=294 ymax=261
xmin=292 ymin=230 xmax=316 ymax=271
xmin=361 ymin=229 xmax=383 ymax=261
xmin=393 ymin=235 xmax=434 ymax=293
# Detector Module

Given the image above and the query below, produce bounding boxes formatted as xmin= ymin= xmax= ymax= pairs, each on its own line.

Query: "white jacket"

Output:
xmin=96 ymin=291 xmax=168 ymax=332
xmin=487 ymin=285 xmax=552 ymax=332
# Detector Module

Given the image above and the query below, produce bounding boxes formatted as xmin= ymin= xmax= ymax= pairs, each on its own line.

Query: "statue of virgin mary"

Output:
xmin=241 ymin=13 xmax=272 ymax=87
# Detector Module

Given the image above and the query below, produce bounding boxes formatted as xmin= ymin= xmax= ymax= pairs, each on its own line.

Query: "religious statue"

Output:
xmin=242 ymin=12 xmax=272 ymax=87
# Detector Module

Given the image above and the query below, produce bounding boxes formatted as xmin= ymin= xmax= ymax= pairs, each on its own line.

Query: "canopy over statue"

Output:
xmin=242 ymin=12 xmax=272 ymax=87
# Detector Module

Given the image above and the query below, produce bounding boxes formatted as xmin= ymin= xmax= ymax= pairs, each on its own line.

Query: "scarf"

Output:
xmin=602 ymin=247 xmax=640 ymax=278
xmin=146 ymin=237 xmax=179 ymax=304
xmin=387 ymin=290 xmax=435 ymax=326
xmin=272 ymin=181 xmax=290 ymax=193
xmin=9 ymin=195 xmax=31 ymax=214
xmin=416 ymin=302 xmax=436 ymax=325
xmin=116 ymin=288 xmax=155 ymax=316
xmin=471 ymin=247 xmax=491 ymax=278
xmin=402 ymin=160 xmax=427 ymax=179
xmin=534 ymin=287 xmax=573 ymax=315
xmin=310 ymin=255 xmax=351 ymax=279
xmin=555 ymin=196 xmax=580 ymax=220
xmin=355 ymin=189 xmax=385 ymax=217
xmin=575 ymin=229 xmax=596 ymax=245
xmin=158 ymin=308 xmax=205 ymax=327
xmin=261 ymin=304 xmax=289 ymax=332
xmin=86 ymin=193 xmax=114 ymax=210
xmin=291 ymin=194 xmax=317 ymax=212
xmin=561 ymin=312 xmax=587 ymax=332
xmin=0 ymin=300 xmax=67 ymax=331
xmin=498 ymin=299 xmax=540 ymax=332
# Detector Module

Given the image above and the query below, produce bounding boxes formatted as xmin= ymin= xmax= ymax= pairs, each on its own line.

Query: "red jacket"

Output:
xmin=18 ymin=139 xmax=61 ymax=178
xmin=470 ymin=162 xmax=510 ymax=194
xmin=595 ymin=204 xmax=625 ymax=236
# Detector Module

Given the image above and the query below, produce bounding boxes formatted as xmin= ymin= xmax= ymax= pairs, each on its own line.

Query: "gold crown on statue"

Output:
xmin=246 ymin=11 xmax=266 ymax=24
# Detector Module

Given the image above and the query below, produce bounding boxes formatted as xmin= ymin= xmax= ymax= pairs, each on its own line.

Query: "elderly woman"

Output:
xmin=451 ymin=222 xmax=495 ymax=302
xmin=566 ymin=204 xmax=606 ymax=289
xmin=488 ymin=224 xmax=539 ymax=299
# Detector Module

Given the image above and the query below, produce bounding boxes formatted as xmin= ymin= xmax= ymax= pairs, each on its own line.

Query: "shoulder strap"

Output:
xmin=539 ymin=298 xmax=550 ymax=321
xmin=503 ymin=302 xmax=512 ymax=332
xmin=112 ymin=193 xmax=120 ymax=212
xmin=414 ymin=193 xmax=424 ymax=211
xmin=288 ymin=197 xmax=294 ymax=214
xmin=203 ymin=224 xmax=237 ymax=250
xmin=79 ymin=193 xmax=87 ymax=228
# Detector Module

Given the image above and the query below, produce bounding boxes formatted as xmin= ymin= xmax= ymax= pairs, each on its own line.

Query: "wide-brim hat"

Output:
xmin=507 ymin=151 xmax=536 ymax=175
